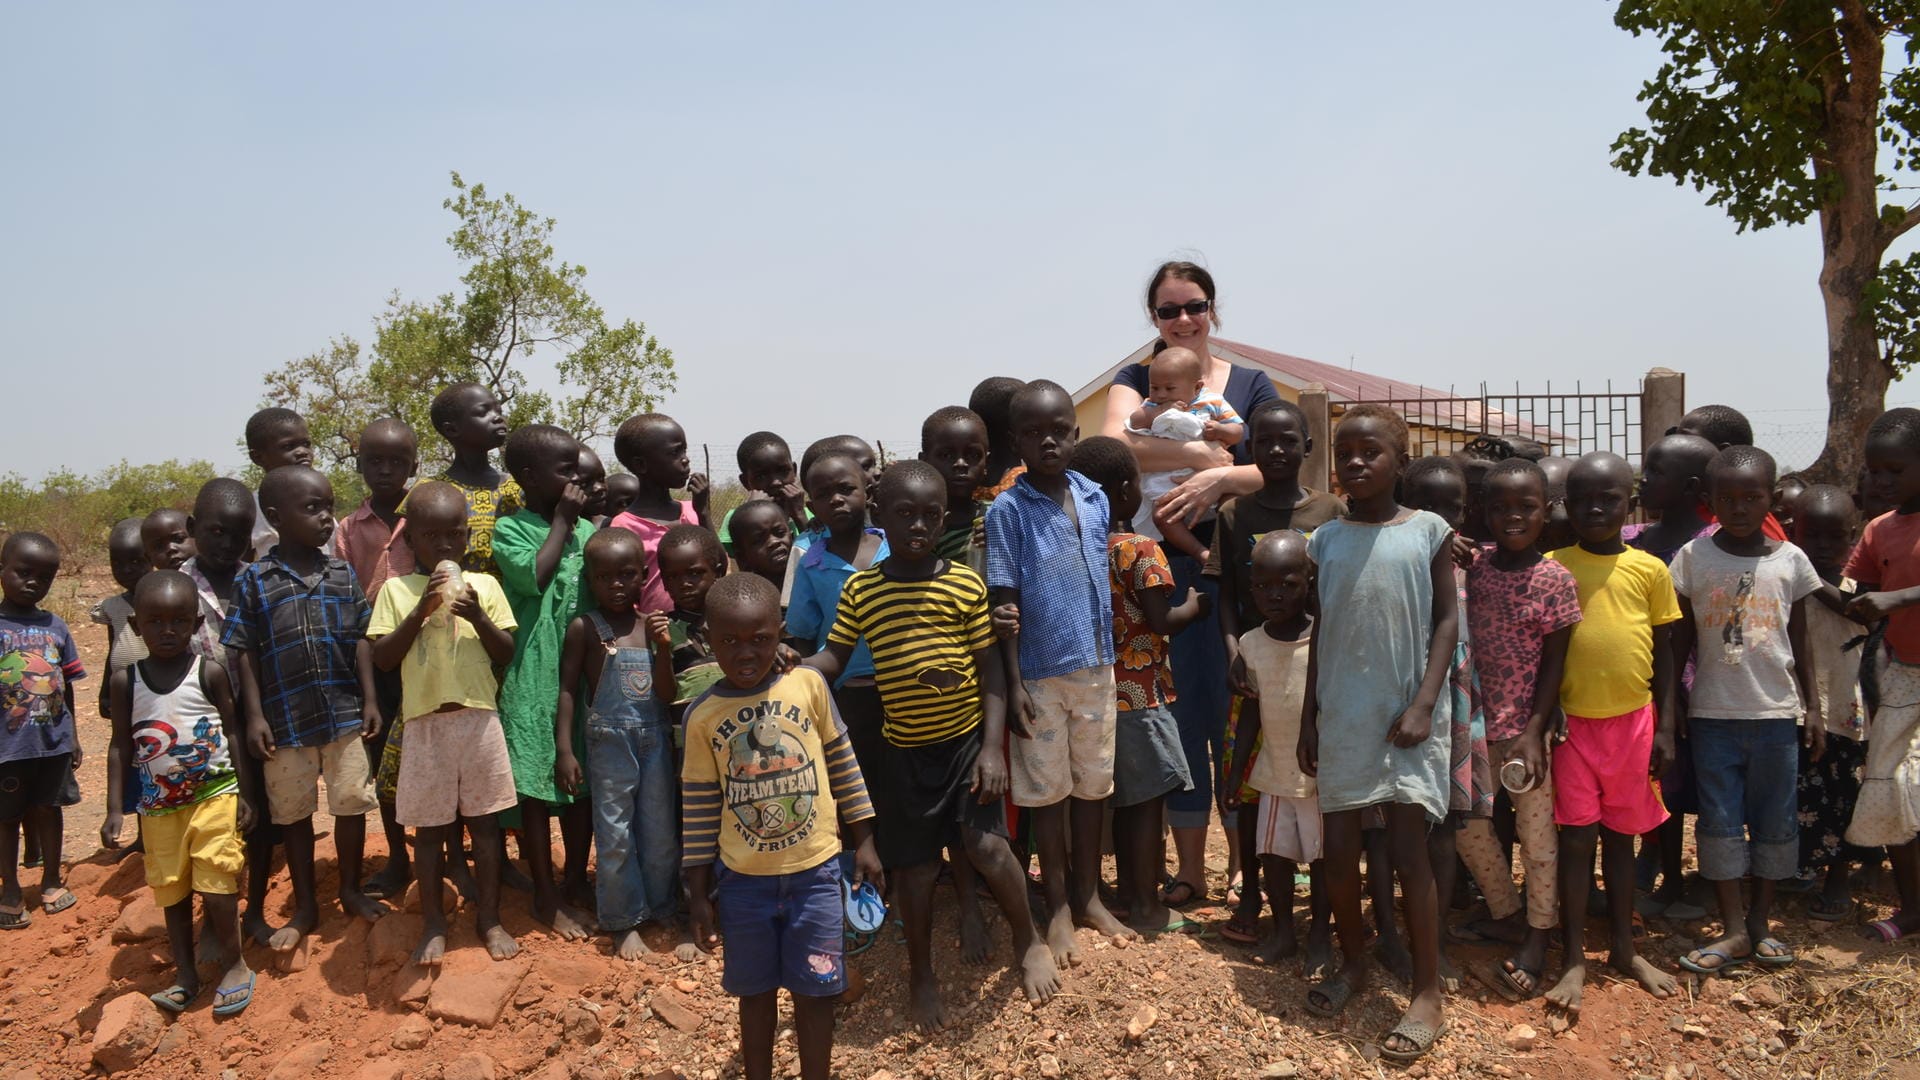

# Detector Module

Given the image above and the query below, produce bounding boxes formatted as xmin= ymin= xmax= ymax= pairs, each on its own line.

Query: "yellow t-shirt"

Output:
xmin=1549 ymin=545 xmax=1681 ymax=718
xmin=680 ymin=667 xmax=874 ymax=876
xmin=368 ymin=571 xmax=518 ymax=722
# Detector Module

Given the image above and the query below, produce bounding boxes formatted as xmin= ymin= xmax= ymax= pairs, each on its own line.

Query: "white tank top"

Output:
xmin=130 ymin=656 xmax=236 ymax=814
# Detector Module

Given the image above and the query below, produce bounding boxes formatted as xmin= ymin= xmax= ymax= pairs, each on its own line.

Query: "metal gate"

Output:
xmin=1336 ymin=381 xmax=1644 ymax=464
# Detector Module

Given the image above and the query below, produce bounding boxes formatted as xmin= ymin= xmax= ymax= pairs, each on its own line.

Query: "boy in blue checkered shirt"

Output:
xmin=222 ymin=466 xmax=386 ymax=953
xmin=985 ymin=380 xmax=1128 ymax=967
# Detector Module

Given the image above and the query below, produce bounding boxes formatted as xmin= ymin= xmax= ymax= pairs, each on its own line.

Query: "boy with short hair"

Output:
xmin=986 ymin=379 xmax=1130 ymax=963
xmin=335 ymin=417 xmax=420 ymax=899
xmin=431 ymin=382 xmax=521 ymax=577
xmin=578 ymin=446 xmax=611 ymax=524
xmin=93 ymin=518 xmax=154 ymax=855
xmin=101 ymin=570 xmax=256 ymax=1014
xmin=1068 ymin=436 xmax=1210 ymax=935
xmin=719 ymin=431 xmax=809 ymax=548
xmin=555 ymin=529 xmax=679 ymax=960
xmin=367 ymin=481 xmax=521 ymax=965
xmin=657 ymin=525 xmax=727 ymax=714
xmin=141 ymin=508 xmax=193 ymax=571
xmin=612 ymin=413 xmax=711 ymax=614
xmin=493 ymin=424 xmax=596 ymax=938
xmin=684 ymin=573 xmax=881 ymax=1080
xmin=222 ymin=465 xmax=386 ymax=951
xmin=969 ymin=377 xmax=1028 ymax=500
xmin=729 ymin=499 xmax=793 ymax=593
xmin=813 ymin=462 xmax=1062 ymax=1025
xmin=1672 ymin=446 xmax=1819 ymax=974
xmin=243 ymin=407 xmax=315 ymax=558
xmin=1545 ymin=452 xmax=1680 ymax=1012
xmin=920 ymin=406 xmax=990 ymax=569
xmin=0 ymin=532 xmax=86 ymax=928
xmin=603 ymin=472 xmax=640 ymax=529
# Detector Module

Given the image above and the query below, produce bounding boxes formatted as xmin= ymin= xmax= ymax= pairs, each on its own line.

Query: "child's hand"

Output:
xmin=1848 ymin=590 xmax=1900 ymax=622
xmin=687 ymin=894 xmax=721 ymax=954
xmin=972 ymin=746 xmax=1009 ymax=802
xmin=771 ymin=478 xmax=807 ymax=525
xmin=70 ymin=742 xmax=83 ymax=769
xmin=235 ymin=797 xmax=256 ymax=834
xmin=422 ymin=565 xmax=454 ymax=615
xmin=990 ymin=603 xmax=1020 ymax=640
xmin=1227 ymin=651 xmax=1255 ymax=699
xmin=99 ymin=812 xmax=124 ymax=850
xmin=1297 ymin=725 xmax=1319 ymax=778
xmin=1202 ymin=419 xmax=1226 ymax=443
xmin=687 ymin=473 xmax=712 ymax=517
xmin=972 ymin=514 xmax=988 ymax=549
xmin=1008 ymin=685 xmax=1037 ymax=739
xmin=361 ymin=702 xmax=384 ymax=741
xmin=1385 ymin=704 xmax=1431 ymax=748
xmin=1804 ymin=720 xmax=1826 ymax=763
xmin=1513 ymin=731 xmax=1548 ymax=789
xmin=450 ymin=587 xmax=481 ymax=623
xmin=247 ymin=717 xmax=277 ymax=761
xmin=774 ymin=643 xmax=802 ymax=674
xmin=645 ymin=611 xmax=673 ymax=649
xmin=1450 ymin=533 xmax=1477 ymax=571
xmin=555 ymin=750 xmax=583 ymax=797
xmin=851 ymin=835 xmax=886 ymax=896
xmin=557 ymin=481 xmax=589 ymax=522
xmin=1650 ymin=723 xmax=1676 ymax=777
xmin=1220 ymin=779 xmax=1241 ymax=815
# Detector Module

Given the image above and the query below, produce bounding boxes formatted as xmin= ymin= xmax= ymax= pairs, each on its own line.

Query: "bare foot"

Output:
xmin=909 ymin=971 xmax=947 ymax=1032
xmin=1127 ymin=900 xmax=1175 ymax=935
xmin=536 ymin=903 xmax=593 ymax=941
xmin=1612 ymin=951 xmax=1675 ymax=997
xmin=1373 ymin=935 xmax=1413 ymax=985
xmin=1073 ymin=897 xmax=1137 ymax=943
xmin=340 ymin=889 xmax=388 ymax=922
xmin=243 ymin=911 xmax=275 ymax=948
xmin=267 ymin=911 xmax=316 ymax=953
xmin=1256 ymin=926 xmax=1300 ymax=965
xmin=1545 ymin=960 xmax=1586 ymax=1015
xmin=1020 ymin=941 xmax=1061 ymax=1004
xmin=412 ymin=932 xmax=447 ymax=967
xmin=958 ymin=905 xmax=992 ymax=964
xmin=614 ymin=928 xmax=646 ymax=961
xmin=1438 ymin=949 xmax=1462 ymax=993
xmin=1046 ymin=907 xmax=1083 ymax=967
xmin=674 ymin=941 xmax=702 ymax=963
xmin=483 ymin=924 xmax=519 ymax=961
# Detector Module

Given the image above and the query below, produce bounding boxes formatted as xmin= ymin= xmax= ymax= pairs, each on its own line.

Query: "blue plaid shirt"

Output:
xmin=985 ymin=470 xmax=1114 ymax=681
xmin=220 ymin=547 xmax=370 ymax=748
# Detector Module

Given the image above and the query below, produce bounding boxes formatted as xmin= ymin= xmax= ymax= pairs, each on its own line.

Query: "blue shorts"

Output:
xmin=1689 ymin=718 xmax=1799 ymax=881
xmin=714 ymin=857 xmax=846 ymax=998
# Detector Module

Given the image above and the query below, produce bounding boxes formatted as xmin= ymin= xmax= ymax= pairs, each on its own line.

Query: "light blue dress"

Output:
xmin=1306 ymin=509 xmax=1454 ymax=822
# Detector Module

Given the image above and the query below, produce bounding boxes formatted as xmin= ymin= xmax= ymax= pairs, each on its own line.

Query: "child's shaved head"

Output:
xmin=402 ymin=480 xmax=469 ymax=526
xmin=258 ymin=464 xmax=330 ymax=511
xmin=2 ymin=531 xmax=57 ymax=564
xmin=245 ymin=407 xmax=305 ymax=452
xmin=706 ymin=572 xmax=780 ymax=623
xmin=1251 ymin=529 xmax=1310 ymax=573
xmin=194 ymin=477 xmax=254 ymax=519
xmin=585 ymin=526 xmax=644 ymax=564
xmin=134 ymin=568 xmax=199 ymax=612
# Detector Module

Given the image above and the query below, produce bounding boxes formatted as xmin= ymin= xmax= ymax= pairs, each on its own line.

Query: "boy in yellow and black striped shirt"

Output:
xmin=805 ymin=461 xmax=1060 ymax=1031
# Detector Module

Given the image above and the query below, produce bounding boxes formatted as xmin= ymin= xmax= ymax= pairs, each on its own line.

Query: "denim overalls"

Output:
xmin=584 ymin=611 xmax=680 ymax=932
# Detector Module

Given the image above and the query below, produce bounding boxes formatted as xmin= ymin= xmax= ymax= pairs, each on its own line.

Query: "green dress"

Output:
xmin=493 ymin=509 xmax=595 ymax=804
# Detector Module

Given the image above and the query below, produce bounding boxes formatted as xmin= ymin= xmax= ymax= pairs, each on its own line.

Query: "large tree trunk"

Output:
xmin=1807 ymin=2 xmax=1895 ymax=486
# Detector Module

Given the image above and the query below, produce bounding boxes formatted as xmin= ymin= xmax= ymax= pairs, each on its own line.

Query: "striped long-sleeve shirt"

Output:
xmin=680 ymin=666 xmax=873 ymax=874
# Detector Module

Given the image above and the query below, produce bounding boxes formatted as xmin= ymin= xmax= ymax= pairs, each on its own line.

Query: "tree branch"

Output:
xmin=1890 ymin=201 xmax=1920 ymax=242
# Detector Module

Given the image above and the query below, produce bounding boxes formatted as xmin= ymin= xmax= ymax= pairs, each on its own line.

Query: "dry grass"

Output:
xmin=1775 ymin=953 xmax=1920 ymax=1079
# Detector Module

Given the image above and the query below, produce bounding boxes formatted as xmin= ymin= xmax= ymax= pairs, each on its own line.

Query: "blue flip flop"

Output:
xmin=1676 ymin=945 xmax=1749 ymax=975
xmin=212 ymin=971 xmax=255 ymax=1017
xmin=149 ymin=985 xmax=198 ymax=1013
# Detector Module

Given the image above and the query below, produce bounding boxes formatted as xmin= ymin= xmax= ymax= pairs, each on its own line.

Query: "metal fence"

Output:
xmin=1337 ymin=381 xmax=1645 ymax=464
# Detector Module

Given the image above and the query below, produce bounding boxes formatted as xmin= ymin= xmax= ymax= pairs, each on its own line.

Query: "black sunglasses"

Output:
xmin=1153 ymin=299 xmax=1211 ymax=321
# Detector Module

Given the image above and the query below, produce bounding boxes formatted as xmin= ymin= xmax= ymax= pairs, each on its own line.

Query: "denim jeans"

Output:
xmin=588 ymin=713 xmax=680 ymax=932
xmin=1165 ymin=555 xmax=1229 ymax=830
xmin=1689 ymin=717 xmax=1799 ymax=881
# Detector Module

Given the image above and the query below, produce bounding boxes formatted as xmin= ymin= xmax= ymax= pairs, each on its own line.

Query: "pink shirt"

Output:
xmin=333 ymin=501 xmax=416 ymax=601
xmin=610 ymin=501 xmax=701 ymax=614
xmin=1464 ymin=554 xmax=1582 ymax=742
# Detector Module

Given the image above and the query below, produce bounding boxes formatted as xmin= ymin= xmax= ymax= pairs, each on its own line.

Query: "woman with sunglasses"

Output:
xmin=1101 ymin=261 xmax=1280 ymax=908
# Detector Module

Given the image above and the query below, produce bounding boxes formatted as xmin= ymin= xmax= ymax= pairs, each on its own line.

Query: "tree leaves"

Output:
xmin=262 ymin=172 xmax=676 ymax=473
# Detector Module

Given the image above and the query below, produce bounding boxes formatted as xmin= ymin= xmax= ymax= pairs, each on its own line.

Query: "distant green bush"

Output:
xmin=0 ymin=459 xmax=222 ymax=565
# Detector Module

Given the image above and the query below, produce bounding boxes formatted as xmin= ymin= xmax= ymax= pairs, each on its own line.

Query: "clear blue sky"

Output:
xmin=4 ymin=2 xmax=1908 ymax=479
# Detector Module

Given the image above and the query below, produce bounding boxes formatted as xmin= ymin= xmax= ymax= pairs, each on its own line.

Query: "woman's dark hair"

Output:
xmin=1145 ymin=261 xmax=1221 ymax=329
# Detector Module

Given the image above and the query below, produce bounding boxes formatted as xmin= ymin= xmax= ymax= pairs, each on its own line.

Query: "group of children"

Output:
xmin=2 ymin=365 xmax=1917 ymax=1075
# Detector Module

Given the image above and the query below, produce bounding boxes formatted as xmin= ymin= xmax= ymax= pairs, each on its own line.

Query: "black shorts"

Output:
xmin=0 ymin=753 xmax=74 ymax=823
xmin=834 ymin=682 xmax=885 ymax=781
xmin=873 ymin=725 xmax=1007 ymax=871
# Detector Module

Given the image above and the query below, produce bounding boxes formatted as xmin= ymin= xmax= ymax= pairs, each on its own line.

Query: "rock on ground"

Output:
xmin=445 ymin=1051 xmax=497 ymax=1080
xmin=90 ymin=992 xmax=164 ymax=1074
xmin=264 ymin=1040 xmax=331 ymax=1080
xmin=427 ymin=955 xmax=528 ymax=1028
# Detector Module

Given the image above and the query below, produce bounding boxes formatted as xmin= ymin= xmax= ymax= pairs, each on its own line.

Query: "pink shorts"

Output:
xmin=1553 ymin=704 xmax=1669 ymax=836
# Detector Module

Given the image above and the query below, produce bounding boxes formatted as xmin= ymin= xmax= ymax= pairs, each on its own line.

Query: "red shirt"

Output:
xmin=1846 ymin=509 xmax=1920 ymax=663
xmin=333 ymin=501 xmax=415 ymax=601
xmin=1108 ymin=533 xmax=1177 ymax=710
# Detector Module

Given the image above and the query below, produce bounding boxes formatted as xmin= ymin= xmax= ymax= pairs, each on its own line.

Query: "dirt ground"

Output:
xmin=1 ymin=567 xmax=1915 ymax=1079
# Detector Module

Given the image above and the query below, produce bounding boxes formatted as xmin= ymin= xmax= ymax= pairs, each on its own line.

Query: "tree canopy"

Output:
xmin=262 ymin=173 xmax=675 ymax=474
xmin=1611 ymin=0 xmax=1920 ymax=481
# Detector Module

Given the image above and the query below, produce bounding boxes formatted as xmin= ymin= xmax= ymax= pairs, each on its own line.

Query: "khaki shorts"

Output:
xmin=262 ymin=731 xmax=378 ymax=825
xmin=1011 ymin=667 xmax=1116 ymax=807
xmin=395 ymin=708 xmax=519 ymax=827
xmin=141 ymin=792 xmax=245 ymax=908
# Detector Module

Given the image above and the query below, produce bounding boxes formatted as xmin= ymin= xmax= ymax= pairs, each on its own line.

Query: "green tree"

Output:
xmin=1612 ymin=0 xmax=1920 ymax=482
xmin=264 ymin=172 xmax=676 ymax=472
